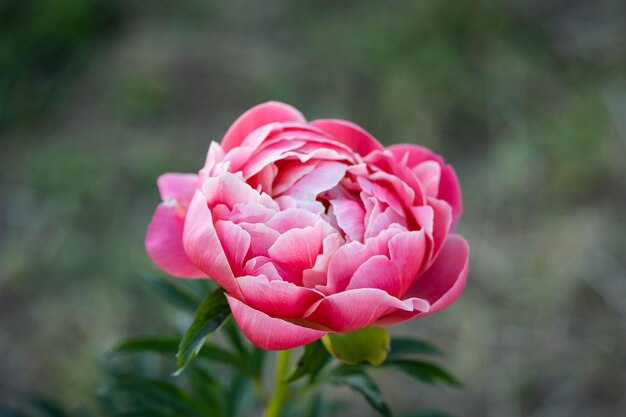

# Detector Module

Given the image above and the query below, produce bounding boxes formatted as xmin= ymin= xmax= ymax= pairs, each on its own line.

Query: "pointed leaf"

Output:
xmin=328 ymin=366 xmax=392 ymax=417
xmin=175 ymin=288 xmax=231 ymax=374
xmin=388 ymin=338 xmax=443 ymax=359
xmin=384 ymin=359 xmax=460 ymax=387
xmin=287 ymin=340 xmax=330 ymax=383
xmin=322 ymin=327 xmax=390 ymax=365
xmin=113 ymin=336 xmax=242 ymax=369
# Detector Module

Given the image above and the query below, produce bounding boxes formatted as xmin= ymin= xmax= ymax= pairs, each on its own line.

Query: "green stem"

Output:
xmin=264 ymin=349 xmax=292 ymax=417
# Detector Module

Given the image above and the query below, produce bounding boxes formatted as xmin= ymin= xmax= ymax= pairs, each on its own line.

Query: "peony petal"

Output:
xmin=413 ymin=161 xmax=441 ymax=198
xmin=183 ymin=190 xmax=243 ymax=298
xmin=388 ymin=144 xmax=444 ymax=166
xmin=428 ymin=197 xmax=452 ymax=256
xmin=346 ymin=230 xmax=427 ymax=297
xmin=203 ymin=172 xmax=278 ymax=211
xmin=238 ymin=222 xmax=280 ymax=257
xmin=157 ymin=173 xmax=198 ymax=201
xmin=266 ymin=207 xmax=319 ymax=233
xmin=406 ymin=234 xmax=469 ymax=314
xmin=227 ymin=295 xmax=326 ymax=350
xmin=284 ymin=161 xmax=348 ymax=201
xmin=145 ymin=203 xmax=205 ymax=278
xmin=439 ymin=165 xmax=463 ymax=230
xmin=221 ymin=102 xmax=306 ymax=152
xmin=237 ymin=275 xmax=324 ymax=318
xmin=310 ymin=119 xmax=383 ymax=157
xmin=305 ymin=288 xmax=429 ymax=332
xmin=329 ymin=198 xmax=365 ymax=242
xmin=214 ymin=221 xmax=251 ymax=276
xmin=302 ymin=233 xmax=344 ymax=288
xmin=268 ymin=226 xmax=324 ymax=285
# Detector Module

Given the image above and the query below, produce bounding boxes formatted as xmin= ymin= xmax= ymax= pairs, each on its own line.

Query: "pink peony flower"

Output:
xmin=146 ymin=102 xmax=469 ymax=350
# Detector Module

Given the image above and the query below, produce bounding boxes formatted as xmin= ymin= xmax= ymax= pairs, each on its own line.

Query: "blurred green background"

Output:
xmin=1 ymin=0 xmax=625 ymax=416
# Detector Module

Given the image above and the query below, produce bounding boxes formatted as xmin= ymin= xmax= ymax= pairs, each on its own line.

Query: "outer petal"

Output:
xmin=183 ymin=190 xmax=243 ymax=298
xmin=227 ymin=295 xmax=326 ymax=350
xmin=145 ymin=203 xmax=205 ymax=278
xmin=237 ymin=275 xmax=324 ymax=318
xmin=157 ymin=173 xmax=198 ymax=201
xmin=388 ymin=144 xmax=463 ymax=227
xmin=388 ymin=144 xmax=444 ymax=166
xmin=221 ymin=102 xmax=306 ymax=152
xmin=305 ymin=288 xmax=429 ymax=332
xmin=310 ymin=119 xmax=383 ymax=157
xmin=439 ymin=165 xmax=463 ymax=230
xmin=406 ymin=234 xmax=469 ymax=314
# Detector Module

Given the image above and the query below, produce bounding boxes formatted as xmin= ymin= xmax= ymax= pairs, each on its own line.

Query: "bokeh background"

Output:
xmin=1 ymin=0 xmax=625 ymax=416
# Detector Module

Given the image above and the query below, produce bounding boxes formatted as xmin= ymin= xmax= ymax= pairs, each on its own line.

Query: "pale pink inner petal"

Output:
xmin=302 ymin=233 xmax=344 ymax=288
xmin=238 ymin=222 xmax=280 ymax=257
xmin=272 ymin=161 xmax=317 ymax=195
xmin=268 ymin=225 xmax=324 ymax=285
xmin=413 ymin=160 xmax=441 ymax=198
xmin=329 ymin=198 xmax=365 ymax=241
xmin=283 ymin=161 xmax=348 ymax=201
xmin=265 ymin=207 xmax=319 ymax=233
xmin=214 ymin=220 xmax=251 ymax=276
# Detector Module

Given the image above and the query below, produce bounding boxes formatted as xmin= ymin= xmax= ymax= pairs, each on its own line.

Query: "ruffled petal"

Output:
xmin=227 ymin=295 xmax=326 ymax=350
xmin=310 ymin=119 xmax=383 ymax=157
xmin=406 ymin=234 xmax=469 ymax=314
xmin=157 ymin=173 xmax=198 ymax=201
xmin=305 ymin=288 xmax=429 ymax=332
xmin=388 ymin=144 xmax=444 ymax=166
xmin=268 ymin=225 xmax=324 ymax=285
xmin=237 ymin=275 xmax=324 ymax=318
xmin=214 ymin=221 xmax=251 ymax=276
xmin=221 ymin=101 xmax=306 ymax=152
xmin=145 ymin=203 xmax=205 ymax=278
xmin=346 ymin=230 xmax=427 ymax=297
xmin=183 ymin=190 xmax=242 ymax=298
xmin=439 ymin=165 xmax=463 ymax=230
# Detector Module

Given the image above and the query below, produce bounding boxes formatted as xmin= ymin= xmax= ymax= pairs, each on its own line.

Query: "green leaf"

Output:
xmin=388 ymin=337 xmax=443 ymax=359
xmin=384 ymin=359 xmax=460 ymax=387
xmin=113 ymin=337 xmax=179 ymax=355
xmin=175 ymin=288 xmax=231 ymax=375
xmin=287 ymin=340 xmax=331 ymax=383
xmin=103 ymin=379 xmax=211 ymax=417
xmin=322 ymin=327 xmax=390 ymax=365
xmin=142 ymin=274 xmax=200 ymax=313
xmin=328 ymin=366 xmax=392 ymax=417
xmin=113 ymin=336 xmax=241 ymax=369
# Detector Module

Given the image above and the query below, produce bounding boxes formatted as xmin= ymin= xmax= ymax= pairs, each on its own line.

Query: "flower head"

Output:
xmin=146 ymin=102 xmax=469 ymax=350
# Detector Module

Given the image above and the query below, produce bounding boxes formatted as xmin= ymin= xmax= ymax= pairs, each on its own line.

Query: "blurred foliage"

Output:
xmin=1 ymin=0 xmax=625 ymax=416
xmin=0 ymin=0 xmax=121 ymax=130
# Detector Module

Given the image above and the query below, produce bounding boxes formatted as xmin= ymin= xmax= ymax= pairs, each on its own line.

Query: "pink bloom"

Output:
xmin=146 ymin=102 xmax=469 ymax=350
